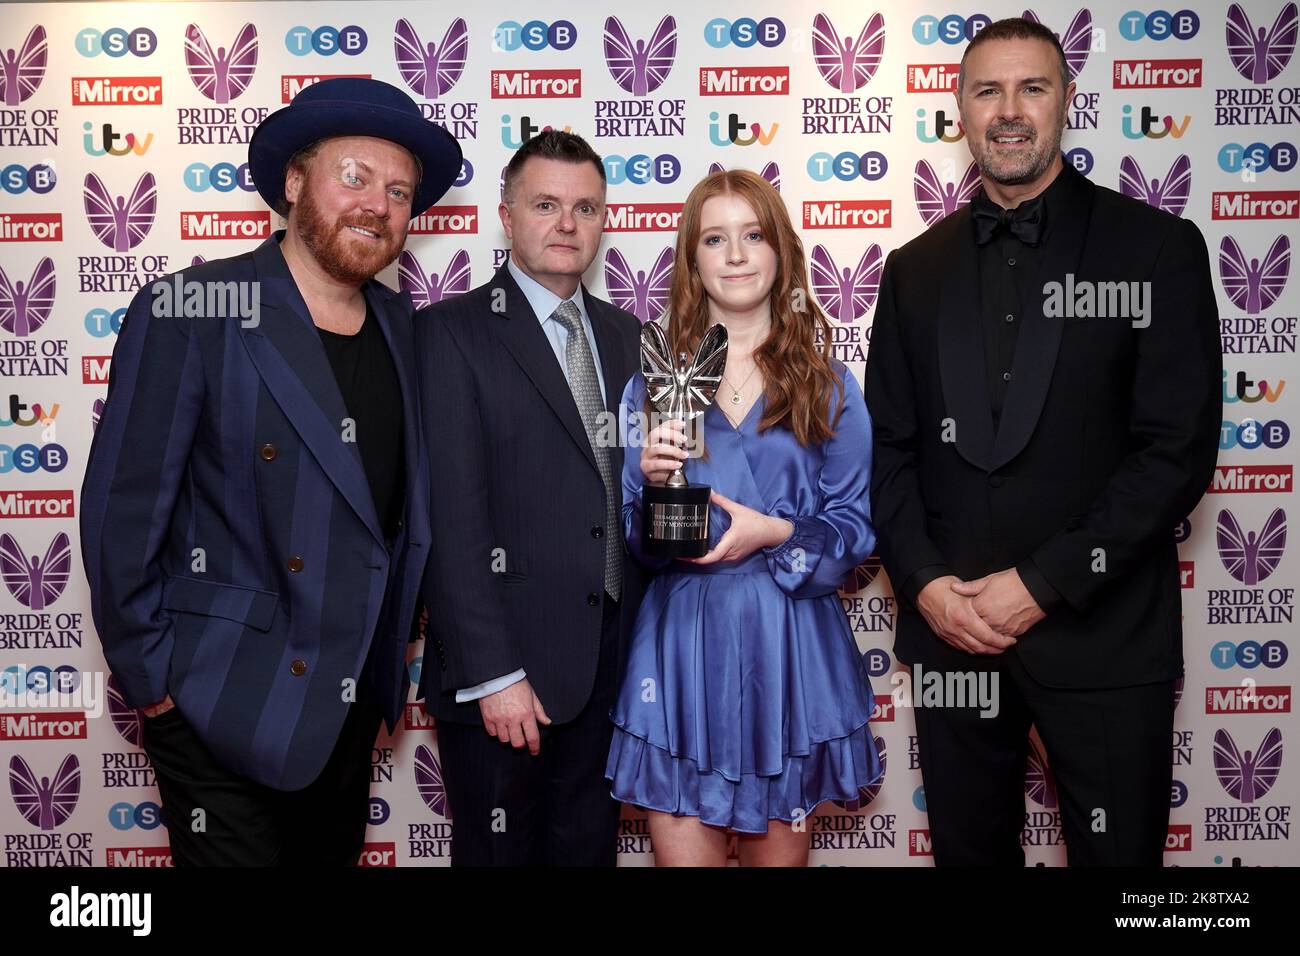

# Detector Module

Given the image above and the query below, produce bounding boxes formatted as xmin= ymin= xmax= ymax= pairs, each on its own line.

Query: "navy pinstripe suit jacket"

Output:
xmin=80 ymin=234 xmax=430 ymax=790
xmin=415 ymin=264 xmax=644 ymax=724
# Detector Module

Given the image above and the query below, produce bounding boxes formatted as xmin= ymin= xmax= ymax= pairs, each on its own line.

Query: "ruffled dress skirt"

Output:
xmin=605 ymin=558 xmax=882 ymax=834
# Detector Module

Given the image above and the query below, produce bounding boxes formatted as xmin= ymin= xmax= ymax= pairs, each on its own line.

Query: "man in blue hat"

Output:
xmin=81 ymin=78 xmax=462 ymax=865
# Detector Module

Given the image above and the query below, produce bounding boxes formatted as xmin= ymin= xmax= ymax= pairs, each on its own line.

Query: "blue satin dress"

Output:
xmin=606 ymin=360 xmax=882 ymax=833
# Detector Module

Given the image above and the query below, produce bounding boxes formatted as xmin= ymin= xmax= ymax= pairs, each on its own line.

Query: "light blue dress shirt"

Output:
xmin=454 ymin=254 xmax=609 ymax=704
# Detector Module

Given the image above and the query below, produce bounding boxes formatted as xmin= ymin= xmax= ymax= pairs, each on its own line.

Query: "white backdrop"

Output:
xmin=0 ymin=0 xmax=1296 ymax=866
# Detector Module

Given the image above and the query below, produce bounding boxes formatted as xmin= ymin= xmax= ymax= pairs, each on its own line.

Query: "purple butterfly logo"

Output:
xmin=1214 ymin=727 xmax=1282 ymax=803
xmin=1118 ymin=154 xmax=1191 ymax=217
xmin=1025 ymin=735 xmax=1059 ymax=808
xmin=1217 ymin=508 xmax=1287 ymax=585
xmin=839 ymin=556 xmax=883 ymax=596
xmin=1022 ymin=9 xmax=1093 ymax=81
xmin=603 ymin=16 xmax=677 ymax=96
xmin=394 ymin=18 xmax=468 ymax=100
xmin=914 ymin=159 xmax=981 ymax=227
xmin=811 ymin=244 xmax=884 ymax=324
xmin=604 ymin=247 xmax=674 ymax=324
xmin=0 ymin=257 xmax=55 ymax=339
xmin=106 ymin=676 xmax=142 ymax=748
xmin=414 ymin=744 xmax=451 ymax=818
xmin=91 ymin=398 xmax=104 ymax=434
xmin=0 ymin=24 xmax=47 ymax=105
xmin=707 ymin=161 xmax=781 ymax=192
xmin=0 ymin=532 xmax=71 ymax=611
xmin=9 ymin=754 xmax=79 ymax=831
xmin=398 ymin=249 xmax=471 ymax=309
xmin=1226 ymin=2 xmax=1298 ymax=84
xmin=1219 ymin=235 xmax=1290 ymax=313
xmin=191 ymin=255 xmax=206 ymax=267
xmin=834 ymin=735 xmax=887 ymax=811
xmin=811 ymin=13 xmax=886 ymax=93
xmin=184 ymin=22 xmax=258 ymax=104
xmin=84 ymin=172 xmax=157 ymax=252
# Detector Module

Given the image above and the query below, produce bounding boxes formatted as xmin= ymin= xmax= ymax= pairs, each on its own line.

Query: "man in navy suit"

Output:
xmin=417 ymin=131 xmax=643 ymax=865
xmin=80 ymin=78 xmax=462 ymax=865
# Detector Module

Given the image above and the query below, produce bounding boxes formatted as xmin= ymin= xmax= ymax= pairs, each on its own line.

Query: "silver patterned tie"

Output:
xmin=552 ymin=299 xmax=622 ymax=600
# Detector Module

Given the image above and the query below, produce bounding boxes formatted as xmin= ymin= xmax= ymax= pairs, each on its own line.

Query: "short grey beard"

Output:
xmin=973 ymin=123 xmax=1065 ymax=188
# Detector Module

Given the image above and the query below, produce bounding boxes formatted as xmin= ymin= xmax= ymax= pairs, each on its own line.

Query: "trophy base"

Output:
xmin=642 ymin=483 xmax=712 ymax=559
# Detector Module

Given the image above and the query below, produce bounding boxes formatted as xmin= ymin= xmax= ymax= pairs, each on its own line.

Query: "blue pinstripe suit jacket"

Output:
xmin=80 ymin=233 xmax=430 ymax=790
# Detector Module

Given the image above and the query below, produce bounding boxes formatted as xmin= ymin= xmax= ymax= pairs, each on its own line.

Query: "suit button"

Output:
xmin=287 ymin=555 xmax=304 ymax=572
xmin=259 ymin=443 xmax=277 ymax=461
xmin=290 ymin=659 xmax=308 ymax=676
xmin=587 ymin=592 xmax=599 ymax=607
xmin=989 ymin=475 xmax=1004 ymax=488
xmin=591 ymin=526 xmax=603 ymax=539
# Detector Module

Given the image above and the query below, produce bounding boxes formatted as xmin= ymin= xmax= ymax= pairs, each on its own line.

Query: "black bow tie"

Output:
xmin=971 ymin=192 xmax=1047 ymax=246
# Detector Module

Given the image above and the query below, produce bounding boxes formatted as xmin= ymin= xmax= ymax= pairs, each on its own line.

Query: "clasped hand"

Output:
xmin=916 ymin=569 xmax=1047 ymax=656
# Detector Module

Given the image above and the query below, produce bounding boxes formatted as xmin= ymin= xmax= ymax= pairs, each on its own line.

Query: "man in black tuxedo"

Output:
xmin=865 ymin=19 xmax=1221 ymax=865
xmin=415 ymin=131 xmax=642 ymax=866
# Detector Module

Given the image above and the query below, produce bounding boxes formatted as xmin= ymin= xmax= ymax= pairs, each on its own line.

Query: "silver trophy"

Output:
xmin=640 ymin=320 xmax=728 ymax=557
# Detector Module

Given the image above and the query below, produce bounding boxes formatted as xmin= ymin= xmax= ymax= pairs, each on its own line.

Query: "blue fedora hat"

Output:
xmin=248 ymin=77 xmax=462 ymax=217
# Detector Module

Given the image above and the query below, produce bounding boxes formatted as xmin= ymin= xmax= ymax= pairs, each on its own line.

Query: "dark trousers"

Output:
xmin=910 ymin=639 xmax=1175 ymax=866
xmin=141 ymin=681 xmax=383 ymax=866
xmin=436 ymin=593 xmax=622 ymax=866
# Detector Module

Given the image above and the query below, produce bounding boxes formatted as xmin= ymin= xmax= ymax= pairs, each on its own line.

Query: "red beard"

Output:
xmin=293 ymin=184 xmax=405 ymax=286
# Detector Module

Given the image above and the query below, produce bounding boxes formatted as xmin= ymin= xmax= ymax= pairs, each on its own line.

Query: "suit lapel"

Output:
xmin=486 ymin=265 xmax=598 ymax=472
xmin=240 ymin=237 xmax=385 ymax=546
xmin=989 ymin=167 xmax=1095 ymax=471
xmin=937 ymin=209 xmax=997 ymax=472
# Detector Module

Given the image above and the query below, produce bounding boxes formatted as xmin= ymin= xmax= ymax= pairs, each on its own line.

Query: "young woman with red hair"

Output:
xmin=606 ymin=169 xmax=882 ymax=866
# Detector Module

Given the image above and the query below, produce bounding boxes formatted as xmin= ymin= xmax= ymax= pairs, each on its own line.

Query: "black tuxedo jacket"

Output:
xmin=864 ymin=163 xmax=1222 ymax=689
xmin=414 ymin=263 xmax=644 ymax=723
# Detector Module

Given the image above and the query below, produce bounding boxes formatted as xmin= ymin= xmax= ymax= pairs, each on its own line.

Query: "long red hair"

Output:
xmin=664 ymin=169 xmax=843 ymax=446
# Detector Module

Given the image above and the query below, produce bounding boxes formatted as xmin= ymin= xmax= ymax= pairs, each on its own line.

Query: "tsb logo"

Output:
xmin=108 ymin=802 xmax=162 ymax=830
xmin=85 ymin=307 xmax=126 ymax=337
xmin=1118 ymin=10 xmax=1200 ymax=40
xmin=603 ymin=154 xmax=681 ymax=185
xmin=807 ymin=150 xmax=887 ymax=182
xmin=1211 ymin=640 xmax=1288 ymax=669
xmin=703 ymin=17 xmax=786 ymax=47
xmin=0 ymin=443 xmax=68 ymax=473
xmin=1219 ymin=142 xmax=1297 ymax=175
xmin=284 ymin=25 xmax=368 ymax=56
xmin=183 ymin=162 xmax=256 ymax=192
xmin=0 ymin=664 xmax=79 ymax=695
xmin=913 ymin=14 xmax=993 ymax=44
xmin=493 ymin=20 xmax=577 ymax=51
xmin=75 ymin=28 xmax=157 ymax=57
xmin=1219 ymin=418 xmax=1290 ymax=450
xmin=1 ymin=163 xmax=56 ymax=195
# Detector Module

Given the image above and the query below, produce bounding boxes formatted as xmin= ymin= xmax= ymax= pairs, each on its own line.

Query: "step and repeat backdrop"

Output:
xmin=0 ymin=1 xmax=1296 ymax=867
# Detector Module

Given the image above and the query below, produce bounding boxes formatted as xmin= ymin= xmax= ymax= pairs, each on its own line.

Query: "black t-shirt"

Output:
xmin=316 ymin=301 xmax=405 ymax=543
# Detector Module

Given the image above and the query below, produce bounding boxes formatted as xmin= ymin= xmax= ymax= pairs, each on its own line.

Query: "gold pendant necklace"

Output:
xmin=722 ymin=362 xmax=760 ymax=406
